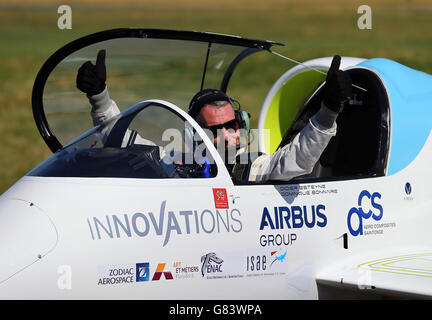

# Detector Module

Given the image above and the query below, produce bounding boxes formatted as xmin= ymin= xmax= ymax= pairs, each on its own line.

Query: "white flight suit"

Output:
xmin=249 ymin=113 xmax=336 ymax=182
xmin=88 ymin=87 xmax=337 ymax=183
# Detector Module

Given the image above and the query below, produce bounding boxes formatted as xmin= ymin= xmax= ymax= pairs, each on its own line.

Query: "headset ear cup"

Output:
xmin=235 ymin=110 xmax=251 ymax=149
xmin=235 ymin=110 xmax=251 ymax=133
xmin=243 ymin=111 xmax=251 ymax=133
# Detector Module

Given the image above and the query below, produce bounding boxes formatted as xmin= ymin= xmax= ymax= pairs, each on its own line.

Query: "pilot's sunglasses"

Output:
xmin=207 ymin=119 xmax=239 ymax=137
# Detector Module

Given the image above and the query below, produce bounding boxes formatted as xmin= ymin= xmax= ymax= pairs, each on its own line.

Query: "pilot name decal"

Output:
xmin=87 ymin=200 xmax=242 ymax=246
xmin=277 ymin=184 xmax=338 ymax=197
xmin=258 ymin=204 xmax=327 ymax=247
xmin=347 ymin=190 xmax=396 ymax=236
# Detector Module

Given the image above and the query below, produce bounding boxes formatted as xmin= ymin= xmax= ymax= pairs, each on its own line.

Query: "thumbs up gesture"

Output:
xmin=76 ymin=49 xmax=107 ymax=96
xmin=323 ymin=55 xmax=352 ymax=113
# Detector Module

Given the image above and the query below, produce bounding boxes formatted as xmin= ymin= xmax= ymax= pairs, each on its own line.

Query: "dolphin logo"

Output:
xmin=270 ymin=250 xmax=287 ymax=268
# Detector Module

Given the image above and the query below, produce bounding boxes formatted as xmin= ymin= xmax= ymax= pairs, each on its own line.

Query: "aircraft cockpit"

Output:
xmin=30 ymin=28 xmax=395 ymax=184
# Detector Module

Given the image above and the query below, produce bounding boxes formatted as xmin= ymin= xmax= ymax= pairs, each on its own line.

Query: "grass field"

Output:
xmin=0 ymin=0 xmax=431 ymax=193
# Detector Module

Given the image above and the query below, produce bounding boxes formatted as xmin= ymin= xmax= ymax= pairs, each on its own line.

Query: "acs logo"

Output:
xmin=347 ymin=190 xmax=383 ymax=236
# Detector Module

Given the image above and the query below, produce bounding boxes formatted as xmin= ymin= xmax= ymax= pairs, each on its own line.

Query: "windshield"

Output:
xmin=42 ymin=38 xmax=245 ymax=147
xmin=28 ymin=101 xmax=217 ymax=179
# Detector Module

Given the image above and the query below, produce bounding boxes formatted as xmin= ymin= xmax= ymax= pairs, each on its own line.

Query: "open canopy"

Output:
xmin=32 ymin=28 xmax=284 ymax=153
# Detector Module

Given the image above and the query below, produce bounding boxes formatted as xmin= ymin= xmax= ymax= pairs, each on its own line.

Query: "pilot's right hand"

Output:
xmin=76 ymin=49 xmax=106 ymax=96
xmin=323 ymin=55 xmax=352 ymax=113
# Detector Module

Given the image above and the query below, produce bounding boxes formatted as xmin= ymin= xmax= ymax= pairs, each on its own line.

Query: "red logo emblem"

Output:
xmin=213 ymin=188 xmax=229 ymax=209
xmin=152 ymin=263 xmax=173 ymax=281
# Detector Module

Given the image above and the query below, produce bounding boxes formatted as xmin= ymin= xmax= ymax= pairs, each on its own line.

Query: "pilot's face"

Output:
xmin=196 ymin=103 xmax=240 ymax=151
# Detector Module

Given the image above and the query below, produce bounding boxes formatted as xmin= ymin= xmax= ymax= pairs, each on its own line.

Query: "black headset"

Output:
xmin=188 ymin=89 xmax=250 ymax=133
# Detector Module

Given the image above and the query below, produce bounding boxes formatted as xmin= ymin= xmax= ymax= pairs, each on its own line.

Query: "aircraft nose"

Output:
xmin=0 ymin=199 xmax=57 ymax=285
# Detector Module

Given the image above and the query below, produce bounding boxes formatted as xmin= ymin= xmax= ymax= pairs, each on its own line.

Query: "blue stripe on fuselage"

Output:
xmin=358 ymin=58 xmax=432 ymax=175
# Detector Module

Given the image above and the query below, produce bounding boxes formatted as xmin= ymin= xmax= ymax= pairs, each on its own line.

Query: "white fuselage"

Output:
xmin=0 ymin=131 xmax=430 ymax=299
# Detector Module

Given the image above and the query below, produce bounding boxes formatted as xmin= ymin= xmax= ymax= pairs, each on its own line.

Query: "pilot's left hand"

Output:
xmin=323 ymin=55 xmax=352 ymax=113
xmin=76 ymin=49 xmax=106 ymax=96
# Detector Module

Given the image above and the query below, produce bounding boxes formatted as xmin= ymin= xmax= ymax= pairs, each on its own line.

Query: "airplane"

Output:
xmin=0 ymin=28 xmax=431 ymax=300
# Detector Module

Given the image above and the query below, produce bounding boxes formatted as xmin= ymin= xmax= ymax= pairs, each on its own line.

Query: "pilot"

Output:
xmin=76 ymin=50 xmax=352 ymax=183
